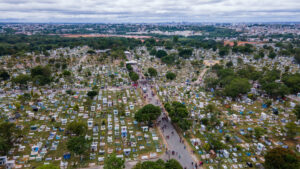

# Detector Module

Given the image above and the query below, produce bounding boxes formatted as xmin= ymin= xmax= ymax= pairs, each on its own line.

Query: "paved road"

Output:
xmin=287 ymin=95 xmax=300 ymax=103
xmin=132 ymin=64 xmax=199 ymax=169
xmin=192 ymin=68 xmax=208 ymax=85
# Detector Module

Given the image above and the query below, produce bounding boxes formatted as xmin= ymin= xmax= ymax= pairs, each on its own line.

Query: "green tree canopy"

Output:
xmin=293 ymin=104 xmax=300 ymax=120
xmin=12 ymin=74 xmax=31 ymax=87
xmin=224 ymin=78 xmax=251 ymax=99
xmin=148 ymin=67 xmax=158 ymax=77
xmin=66 ymin=121 xmax=88 ymax=136
xmin=0 ymin=69 xmax=10 ymax=81
xmin=164 ymin=102 xmax=191 ymax=131
xmin=156 ymin=50 xmax=168 ymax=58
xmin=67 ymin=136 xmax=89 ymax=155
xmin=129 ymin=71 xmax=139 ymax=82
xmin=264 ymin=147 xmax=299 ymax=169
xmin=282 ymin=73 xmax=300 ymax=94
xmin=31 ymin=65 xmax=52 ymax=85
xmin=133 ymin=159 xmax=182 ymax=169
xmin=0 ymin=122 xmax=20 ymax=155
xmin=134 ymin=104 xmax=161 ymax=125
xmin=254 ymin=127 xmax=265 ymax=139
xmin=268 ymin=51 xmax=277 ymax=59
xmin=126 ymin=64 xmax=133 ymax=72
xmin=104 ymin=153 xmax=125 ymax=169
xmin=37 ymin=164 xmax=60 ymax=169
xmin=87 ymin=90 xmax=98 ymax=99
xmin=285 ymin=122 xmax=298 ymax=139
xmin=166 ymin=72 xmax=176 ymax=80
xmin=178 ymin=48 xmax=193 ymax=58
xmin=161 ymin=54 xmax=176 ymax=65
xmin=62 ymin=70 xmax=71 ymax=76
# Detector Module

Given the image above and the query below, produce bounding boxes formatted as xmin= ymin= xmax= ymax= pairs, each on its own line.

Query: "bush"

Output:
xmin=166 ymin=72 xmax=176 ymax=80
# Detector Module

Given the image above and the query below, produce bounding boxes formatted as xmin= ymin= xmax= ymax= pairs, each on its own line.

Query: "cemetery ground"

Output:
xmin=1 ymin=44 xmax=300 ymax=169
xmin=156 ymin=83 xmax=300 ymax=169
xmin=0 ymin=50 xmax=165 ymax=168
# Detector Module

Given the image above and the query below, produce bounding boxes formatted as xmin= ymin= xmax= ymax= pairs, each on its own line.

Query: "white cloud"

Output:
xmin=0 ymin=0 xmax=299 ymax=22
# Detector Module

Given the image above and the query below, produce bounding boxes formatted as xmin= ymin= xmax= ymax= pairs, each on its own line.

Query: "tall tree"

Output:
xmin=67 ymin=136 xmax=89 ymax=156
xmin=129 ymin=72 xmax=139 ymax=82
xmin=0 ymin=70 xmax=10 ymax=81
xmin=293 ymin=104 xmax=300 ymax=120
xmin=134 ymin=104 xmax=161 ymax=126
xmin=66 ymin=121 xmax=87 ymax=136
xmin=148 ymin=67 xmax=158 ymax=77
xmin=224 ymin=78 xmax=251 ymax=99
xmin=12 ymin=74 xmax=31 ymax=88
xmin=0 ymin=122 xmax=20 ymax=155
xmin=264 ymin=147 xmax=299 ymax=169
xmin=37 ymin=164 xmax=60 ymax=169
xmin=156 ymin=50 xmax=167 ymax=58
xmin=285 ymin=122 xmax=298 ymax=139
xmin=166 ymin=72 xmax=176 ymax=80
xmin=87 ymin=90 xmax=98 ymax=99
xmin=104 ymin=153 xmax=125 ymax=169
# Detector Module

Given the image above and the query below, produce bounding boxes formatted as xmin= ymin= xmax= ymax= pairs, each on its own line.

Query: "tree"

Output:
xmin=173 ymin=36 xmax=179 ymax=43
xmin=133 ymin=159 xmax=182 ymax=169
xmin=37 ymin=164 xmax=60 ymax=169
xmin=66 ymin=121 xmax=87 ymax=136
xmin=285 ymin=122 xmax=298 ymax=139
xmin=224 ymin=78 xmax=251 ymax=99
xmin=87 ymin=49 xmax=96 ymax=54
xmin=166 ymin=72 xmax=176 ymax=80
xmin=133 ymin=160 xmax=164 ymax=169
xmin=12 ymin=74 xmax=31 ymax=88
xmin=87 ymin=90 xmax=98 ymax=99
xmin=161 ymin=54 xmax=176 ymax=65
xmin=226 ymin=61 xmax=233 ymax=67
xmin=264 ymin=147 xmax=299 ymax=169
xmin=148 ymin=67 xmax=158 ymax=77
xmin=201 ymin=118 xmax=209 ymax=126
xmin=262 ymin=82 xmax=290 ymax=98
xmin=31 ymin=65 xmax=51 ymax=78
xmin=207 ymin=134 xmax=226 ymax=151
xmin=165 ymin=159 xmax=182 ymax=169
xmin=156 ymin=50 xmax=167 ymax=58
xmin=67 ymin=136 xmax=89 ymax=155
xmin=0 ymin=122 xmax=19 ymax=155
xmin=282 ymin=73 xmax=300 ymax=94
xmin=294 ymin=104 xmax=300 ymax=120
xmin=134 ymin=104 xmax=161 ymax=125
xmin=104 ymin=153 xmax=125 ymax=169
xmin=268 ymin=51 xmax=276 ymax=59
xmin=149 ymin=49 xmax=157 ymax=56
xmin=62 ymin=70 xmax=71 ymax=76
xmin=254 ymin=127 xmax=265 ymax=139
xmin=18 ymin=93 xmax=31 ymax=103
xmin=295 ymin=52 xmax=300 ymax=64
xmin=31 ymin=65 xmax=52 ymax=85
xmin=129 ymin=71 xmax=139 ymax=82
xmin=219 ymin=46 xmax=229 ymax=57
xmin=0 ymin=70 xmax=10 ymax=81
xmin=203 ymin=143 xmax=210 ymax=152
xmin=165 ymin=102 xmax=191 ymax=131
xmin=178 ymin=48 xmax=193 ymax=58
xmin=66 ymin=89 xmax=75 ymax=95
xmin=205 ymin=104 xmax=216 ymax=113
xmin=126 ymin=64 xmax=133 ymax=72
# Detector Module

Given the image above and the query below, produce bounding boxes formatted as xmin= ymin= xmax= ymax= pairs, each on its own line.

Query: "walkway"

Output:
xmin=133 ymin=64 xmax=199 ymax=169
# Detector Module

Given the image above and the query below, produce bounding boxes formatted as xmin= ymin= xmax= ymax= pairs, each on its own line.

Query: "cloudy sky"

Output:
xmin=0 ymin=0 xmax=299 ymax=23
